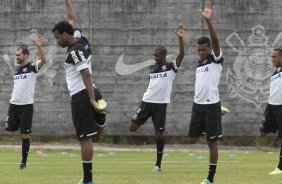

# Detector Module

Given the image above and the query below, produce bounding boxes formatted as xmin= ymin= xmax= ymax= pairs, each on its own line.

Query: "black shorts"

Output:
xmin=5 ymin=104 xmax=33 ymax=134
xmin=131 ymin=101 xmax=167 ymax=132
xmin=188 ymin=102 xmax=222 ymax=141
xmin=260 ymin=104 xmax=282 ymax=138
xmin=71 ymin=88 xmax=106 ymax=141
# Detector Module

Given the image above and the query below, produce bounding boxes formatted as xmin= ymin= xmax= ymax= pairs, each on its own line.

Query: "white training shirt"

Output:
xmin=194 ymin=50 xmax=223 ymax=104
xmin=10 ymin=60 xmax=40 ymax=105
xmin=142 ymin=60 xmax=180 ymax=103
xmin=65 ymin=29 xmax=92 ymax=96
xmin=268 ymin=68 xmax=282 ymax=105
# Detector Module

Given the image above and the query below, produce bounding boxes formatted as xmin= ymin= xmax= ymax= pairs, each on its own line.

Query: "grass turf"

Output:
xmin=0 ymin=147 xmax=280 ymax=184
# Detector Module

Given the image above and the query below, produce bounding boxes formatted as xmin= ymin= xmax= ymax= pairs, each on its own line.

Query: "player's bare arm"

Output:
xmin=199 ymin=0 xmax=220 ymax=57
xmin=65 ymin=0 xmax=79 ymax=29
xmin=35 ymin=34 xmax=46 ymax=69
xmin=80 ymin=68 xmax=99 ymax=111
xmin=175 ymin=23 xmax=185 ymax=67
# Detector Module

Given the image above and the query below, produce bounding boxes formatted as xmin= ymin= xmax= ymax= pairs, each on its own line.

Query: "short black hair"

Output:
xmin=273 ymin=48 xmax=282 ymax=56
xmin=197 ymin=37 xmax=211 ymax=47
xmin=52 ymin=21 xmax=74 ymax=35
xmin=17 ymin=46 xmax=29 ymax=57
xmin=155 ymin=46 xmax=167 ymax=55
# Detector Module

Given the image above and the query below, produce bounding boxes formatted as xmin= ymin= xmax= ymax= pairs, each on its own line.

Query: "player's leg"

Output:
xmin=152 ymin=131 xmax=164 ymax=173
xmin=260 ymin=104 xmax=275 ymax=137
xmin=5 ymin=104 xmax=20 ymax=137
xmin=129 ymin=102 xmax=150 ymax=132
xmin=80 ymin=138 xmax=94 ymax=183
xmin=151 ymin=103 xmax=167 ymax=173
xmin=269 ymin=105 xmax=282 ymax=175
xmin=203 ymin=102 xmax=222 ymax=184
xmin=18 ymin=104 xmax=33 ymax=170
xmin=72 ymin=90 xmax=97 ymax=183
xmin=188 ymin=103 xmax=204 ymax=144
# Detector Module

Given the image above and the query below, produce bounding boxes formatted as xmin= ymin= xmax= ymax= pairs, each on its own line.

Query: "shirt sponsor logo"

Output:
xmin=150 ymin=72 xmax=168 ymax=79
xmin=70 ymin=50 xmax=80 ymax=64
xmin=196 ymin=66 xmax=209 ymax=73
xmin=14 ymin=74 xmax=27 ymax=80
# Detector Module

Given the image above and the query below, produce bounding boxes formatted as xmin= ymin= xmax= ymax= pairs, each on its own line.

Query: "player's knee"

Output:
xmin=5 ymin=131 xmax=14 ymax=137
xmin=260 ymin=130 xmax=268 ymax=137
xmin=92 ymin=136 xmax=99 ymax=143
xmin=128 ymin=122 xmax=139 ymax=132
xmin=188 ymin=137 xmax=199 ymax=144
xmin=20 ymin=134 xmax=30 ymax=140
xmin=155 ymin=132 xmax=164 ymax=140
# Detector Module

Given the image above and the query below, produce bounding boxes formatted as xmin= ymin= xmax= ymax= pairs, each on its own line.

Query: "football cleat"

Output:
xmin=152 ymin=166 xmax=161 ymax=173
xmin=200 ymin=179 xmax=214 ymax=184
xmin=19 ymin=163 xmax=26 ymax=170
xmin=221 ymin=105 xmax=230 ymax=116
xmin=269 ymin=167 xmax=282 ymax=175
xmin=97 ymin=99 xmax=107 ymax=110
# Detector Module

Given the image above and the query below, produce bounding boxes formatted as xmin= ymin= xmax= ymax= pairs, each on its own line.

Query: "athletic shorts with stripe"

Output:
xmin=188 ymin=102 xmax=222 ymax=141
xmin=71 ymin=88 xmax=106 ymax=141
xmin=5 ymin=104 xmax=33 ymax=134
xmin=260 ymin=104 xmax=282 ymax=138
xmin=131 ymin=101 xmax=167 ymax=132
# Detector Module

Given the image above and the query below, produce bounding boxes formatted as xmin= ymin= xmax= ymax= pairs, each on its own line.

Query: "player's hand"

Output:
xmin=199 ymin=0 xmax=213 ymax=21
xmin=90 ymin=99 xmax=100 ymax=112
xmin=35 ymin=34 xmax=43 ymax=47
xmin=174 ymin=23 xmax=184 ymax=38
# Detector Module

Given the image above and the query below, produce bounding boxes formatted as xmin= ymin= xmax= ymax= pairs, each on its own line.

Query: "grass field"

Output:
xmin=0 ymin=146 xmax=280 ymax=184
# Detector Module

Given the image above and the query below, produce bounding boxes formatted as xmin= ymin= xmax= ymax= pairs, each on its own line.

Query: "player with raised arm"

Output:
xmin=5 ymin=34 xmax=46 ymax=170
xmin=129 ymin=23 xmax=185 ymax=173
xmin=52 ymin=0 xmax=106 ymax=183
xmin=187 ymin=1 xmax=223 ymax=184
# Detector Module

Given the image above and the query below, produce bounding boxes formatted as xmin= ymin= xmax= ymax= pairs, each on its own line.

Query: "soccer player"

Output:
xmin=260 ymin=48 xmax=282 ymax=175
xmin=5 ymin=34 xmax=46 ymax=170
xmin=52 ymin=0 xmax=106 ymax=183
xmin=187 ymin=1 xmax=223 ymax=184
xmin=129 ymin=23 xmax=185 ymax=173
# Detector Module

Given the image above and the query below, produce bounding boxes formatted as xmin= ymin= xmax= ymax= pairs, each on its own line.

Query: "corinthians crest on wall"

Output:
xmin=225 ymin=25 xmax=282 ymax=108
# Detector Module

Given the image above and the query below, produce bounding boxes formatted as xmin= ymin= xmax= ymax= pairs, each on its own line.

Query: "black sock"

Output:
xmin=207 ymin=164 xmax=217 ymax=182
xmin=83 ymin=161 xmax=92 ymax=182
xmin=156 ymin=138 xmax=164 ymax=168
xmin=21 ymin=139 xmax=30 ymax=164
xmin=278 ymin=145 xmax=282 ymax=170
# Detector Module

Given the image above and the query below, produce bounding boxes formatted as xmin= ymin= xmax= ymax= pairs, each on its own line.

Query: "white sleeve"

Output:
xmin=31 ymin=60 xmax=40 ymax=72
xmin=212 ymin=49 xmax=223 ymax=61
xmin=172 ymin=59 xmax=181 ymax=71
xmin=74 ymin=29 xmax=83 ymax=39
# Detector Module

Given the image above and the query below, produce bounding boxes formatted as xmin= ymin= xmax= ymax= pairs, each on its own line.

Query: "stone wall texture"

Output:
xmin=1 ymin=0 xmax=282 ymax=136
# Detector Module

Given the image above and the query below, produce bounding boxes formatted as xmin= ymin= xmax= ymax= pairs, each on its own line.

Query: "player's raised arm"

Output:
xmin=35 ymin=34 xmax=46 ymax=69
xmin=199 ymin=0 xmax=220 ymax=57
xmin=65 ymin=0 xmax=79 ymax=29
xmin=175 ymin=23 xmax=185 ymax=67
xmin=80 ymin=68 xmax=100 ymax=112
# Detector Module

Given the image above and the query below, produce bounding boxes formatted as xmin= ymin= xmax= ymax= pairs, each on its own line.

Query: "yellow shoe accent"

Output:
xmin=269 ymin=167 xmax=282 ymax=175
xmin=97 ymin=99 xmax=107 ymax=110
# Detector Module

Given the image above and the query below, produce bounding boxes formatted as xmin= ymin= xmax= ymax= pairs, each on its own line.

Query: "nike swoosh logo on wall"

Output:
xmin=115 ymin=53 xmax=175 ymax=76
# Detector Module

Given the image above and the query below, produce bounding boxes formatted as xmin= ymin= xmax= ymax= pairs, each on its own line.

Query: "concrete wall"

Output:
xmin=0 ymin=0 xmax=281 ymax=136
